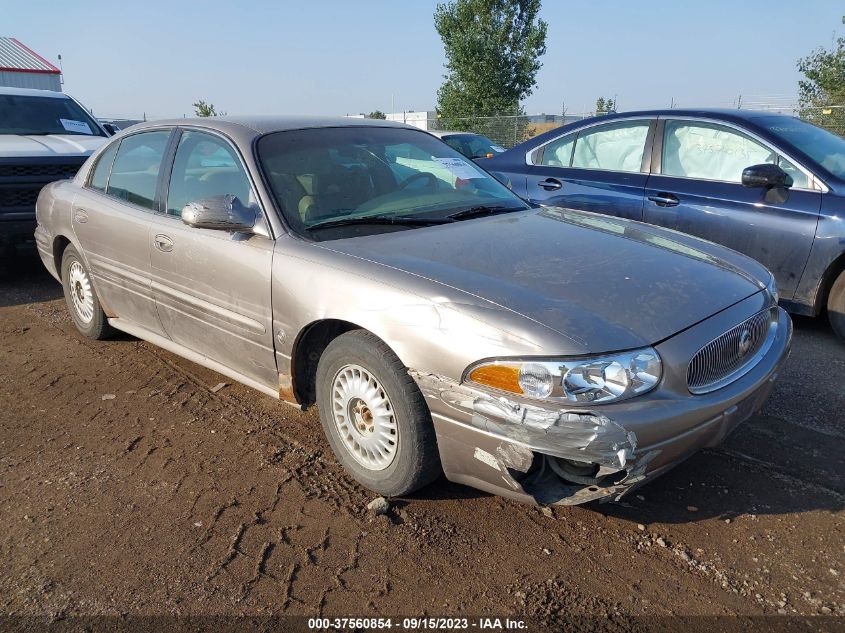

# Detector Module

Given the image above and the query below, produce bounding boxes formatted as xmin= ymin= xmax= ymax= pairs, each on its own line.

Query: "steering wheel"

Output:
xmin=396 ymin=172 xmax=438 ymax=191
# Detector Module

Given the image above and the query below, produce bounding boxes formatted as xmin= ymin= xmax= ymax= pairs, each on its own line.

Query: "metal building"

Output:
xmin=0 ymin=37 xmax=62 ymax=91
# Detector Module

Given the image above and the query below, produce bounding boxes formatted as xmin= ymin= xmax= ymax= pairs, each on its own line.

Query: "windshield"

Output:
xmin=0 ymin=94 xmax=106 ymax=136
xmin=758 ymin=115 xmax=845 ymax=180
xmin=441 ymin=133 xmax=506 ymax=159
xmin=257 ymin=126 xmax=528 ymax=240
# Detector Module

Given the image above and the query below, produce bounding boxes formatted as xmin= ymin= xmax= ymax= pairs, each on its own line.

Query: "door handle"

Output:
xmin=153 ymin=234 xmax=173 ymax=253
xmin=72 ymin=209 xmax=88 ymax=223
xmin=647 ymin=193 xmax=680 ymax=207
xmin=538 ymin=178 xmax=563 ymax=191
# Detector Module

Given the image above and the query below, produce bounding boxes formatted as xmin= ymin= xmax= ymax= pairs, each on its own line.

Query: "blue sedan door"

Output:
xmin=643 ymin=118 xmax=821 ymax=301
xmin=522 ymin=118 xmax=655 ymax=221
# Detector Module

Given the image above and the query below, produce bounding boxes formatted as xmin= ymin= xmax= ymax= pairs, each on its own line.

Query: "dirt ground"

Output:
xmin=1 ymin=253 xmax=843 ymax=630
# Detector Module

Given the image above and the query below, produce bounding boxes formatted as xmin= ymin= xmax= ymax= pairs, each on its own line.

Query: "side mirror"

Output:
xmin=181 ymin=195 xmax=256 ymax=232
xmin=742 ymin=164 xmax=792 ymax=189
xmin=102 ymin=123 xmax=119 ymax=136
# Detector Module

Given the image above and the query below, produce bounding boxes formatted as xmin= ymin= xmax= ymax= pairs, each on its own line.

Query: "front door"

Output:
xmin=71 ymin=130 xmax=172 ymax=335
xmin=644 ymin=119 xmax=821 ymax=301
xmin=523 ymin=119 xmax=654 ymax=221
xmin=149 ymin=129 xmax=277 ymax=389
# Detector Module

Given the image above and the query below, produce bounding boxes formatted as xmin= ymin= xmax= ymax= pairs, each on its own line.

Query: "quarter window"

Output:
xmin=166 ymin=131 xmax=255 ymax=217
xmin=106 ymin=131 xmax=171 ymax=210
xmin=538 ymin=133 xmax=575 ymax=167
xmin=777 ymin=155 xmax=809 ymax=189
xmin=88 ymin=142 xmax=118 ymax=192
xmin=662 ymin=121 xmax=776 ymax=183
xmin=571 ymin=121 xmax=650 ymax=172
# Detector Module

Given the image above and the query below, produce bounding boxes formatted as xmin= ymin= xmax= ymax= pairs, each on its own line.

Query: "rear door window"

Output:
xmin=571 ymin=121 xmax=650 ymax=172
xmin=88 ymin=142 xmax=119 ymax=192
xmin=106 ymin=131 xmax=171 ymax=210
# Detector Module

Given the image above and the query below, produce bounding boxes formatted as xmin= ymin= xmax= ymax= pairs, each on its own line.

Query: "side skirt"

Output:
xmin=108 ymin=318 xmax=280 ymax=400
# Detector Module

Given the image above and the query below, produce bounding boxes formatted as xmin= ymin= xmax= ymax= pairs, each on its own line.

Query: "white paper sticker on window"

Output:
xmin=59 ymin=119 xmax=92 ymax=135
xmin=432 ymin=157 xmax=485 ymax=179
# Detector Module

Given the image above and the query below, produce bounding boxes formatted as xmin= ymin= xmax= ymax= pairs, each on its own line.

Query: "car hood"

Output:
xmin=0 ymin=134 xmax=107 ymax=157
xmin=320 ymin=207 xmax=767 ymax=352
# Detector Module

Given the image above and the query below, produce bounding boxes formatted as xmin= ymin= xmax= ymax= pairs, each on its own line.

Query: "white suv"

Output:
xmin=0 ymin=87 xmax=109 ymax=251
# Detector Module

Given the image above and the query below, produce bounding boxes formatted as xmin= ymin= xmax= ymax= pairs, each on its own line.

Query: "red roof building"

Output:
xmin=0 ymin=37 xmax=62 ymax=92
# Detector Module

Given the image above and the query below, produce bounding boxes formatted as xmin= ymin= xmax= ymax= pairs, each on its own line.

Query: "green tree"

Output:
xmin=595 ymin=97 xmax=615 ymax=115
xmin=366 ymin=110 xmax=387 ymax=119
xmin=192 ymin=100 xmax=224 ymax=117
xmin=434 ymin=0 xmax=547 ymax=145
xmin=797 ymin=16 xmax=845 ymax=135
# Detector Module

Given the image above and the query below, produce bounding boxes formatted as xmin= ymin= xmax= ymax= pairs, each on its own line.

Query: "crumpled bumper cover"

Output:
xmin=412 ymin=306 xmax=792 ymax=506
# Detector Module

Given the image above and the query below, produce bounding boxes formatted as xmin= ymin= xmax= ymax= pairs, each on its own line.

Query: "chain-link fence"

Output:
xmin=401 ymin=105 xmax=845 ymax=147
xmin=796 ymin=105 xmax=845 ymax=137
xmin=383 ymin=111 xmax=596 ymax=149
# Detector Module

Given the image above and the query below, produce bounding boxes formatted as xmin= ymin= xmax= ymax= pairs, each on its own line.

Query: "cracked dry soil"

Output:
xmin=1 ymin=256 xmax=843 ymax=631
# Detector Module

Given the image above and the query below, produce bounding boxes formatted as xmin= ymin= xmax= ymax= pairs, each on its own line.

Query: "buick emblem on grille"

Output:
xmin=738 ymin=329 xmax=753 ymax=355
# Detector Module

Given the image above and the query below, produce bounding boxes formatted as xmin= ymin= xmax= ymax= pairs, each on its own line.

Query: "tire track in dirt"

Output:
xmin=1 ymin=284 xmax=842 ymax=621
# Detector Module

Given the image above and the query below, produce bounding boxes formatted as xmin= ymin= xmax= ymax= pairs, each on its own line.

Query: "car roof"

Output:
xmin=0 ymin=86 xmax=68 ymax=98
xmin=603 ymin=107 xmax=790 ymax=121
xmin=127 ymin=115 xmax=416 ymax=139
xmin=516 ymin=107 xmax=799 ymax=153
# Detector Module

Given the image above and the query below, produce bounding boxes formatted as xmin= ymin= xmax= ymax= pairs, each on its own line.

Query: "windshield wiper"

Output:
xmin=445 ymin=205 xmax=526 ymax=221
xmin=305 ymin=215 xmax=452 ymax=231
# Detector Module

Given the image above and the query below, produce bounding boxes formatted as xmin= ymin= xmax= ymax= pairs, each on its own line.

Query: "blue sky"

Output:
xmin=5 ymin=0 xmax=844 ymax=119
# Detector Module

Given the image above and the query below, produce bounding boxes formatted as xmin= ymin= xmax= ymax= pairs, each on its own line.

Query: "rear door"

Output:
xmin=643 ymin=118 xmax=821 ymax=300
xmin=71 ymin=130 xmax=172 ymax=334
xmin=149 ymin=128 xmax=277 ymax=389
xmin=522 ymin=118 xmax=655 ymax=221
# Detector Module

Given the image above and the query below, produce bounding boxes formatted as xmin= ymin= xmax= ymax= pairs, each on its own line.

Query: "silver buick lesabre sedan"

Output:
xmin=34 ymin=117 xmax=792 ymax=506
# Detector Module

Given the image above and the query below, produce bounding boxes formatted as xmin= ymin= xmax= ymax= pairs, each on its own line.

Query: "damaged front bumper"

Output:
xmin=412 ymin=295 xmax=792 ymax=506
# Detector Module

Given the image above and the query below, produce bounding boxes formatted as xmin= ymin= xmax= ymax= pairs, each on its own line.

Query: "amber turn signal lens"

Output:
xmin=468 ymin=364 xmax=522 ymax=395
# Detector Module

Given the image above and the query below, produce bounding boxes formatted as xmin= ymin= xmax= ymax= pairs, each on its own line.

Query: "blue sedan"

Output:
xmin=483 ymin=109 xmax=845 ymax=338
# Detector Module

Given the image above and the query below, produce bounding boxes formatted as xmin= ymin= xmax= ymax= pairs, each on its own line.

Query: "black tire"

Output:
xmin=61 ymin=245 xmax=113 ymax=340
xmin=315 ymin=330 xmax=442 ymax=496
xmin=828 ymin=270 xmax=845 ymax=340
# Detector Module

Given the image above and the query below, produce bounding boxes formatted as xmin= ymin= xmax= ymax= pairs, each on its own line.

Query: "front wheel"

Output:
xmin=61 ymin=245 xmax=113 ymax=340
xmin=828 ymin=270 xmax=845 ymax=340
xmin=315 ymin=330 xmax=441 ymax=496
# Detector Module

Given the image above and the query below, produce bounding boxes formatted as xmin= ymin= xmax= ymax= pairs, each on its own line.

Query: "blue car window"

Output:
xmin=662 ymin=121 xmax=776 ymax=183
xmin=571 ymin=121 xmax=649 ymax=172
xmin=777 ymin=156 xmax=809 ymax=189
xmin=538 ymin=133 xmax=575 ymax=167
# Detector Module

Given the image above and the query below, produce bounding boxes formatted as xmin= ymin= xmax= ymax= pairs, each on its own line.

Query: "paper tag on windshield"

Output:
xmin=59 ymin=119 xmax=92 ymax=135
xmin=432 ymin=157 xmax=484 ymax=179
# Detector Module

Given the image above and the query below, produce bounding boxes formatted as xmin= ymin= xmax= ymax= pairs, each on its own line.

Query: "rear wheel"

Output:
xmin=828 ymin=270 xmax=845 ymax=340
xmin=61 ymin=245 xmax=113 ymax=340
xmin=315 ymin=330 xmax=441 ymax=496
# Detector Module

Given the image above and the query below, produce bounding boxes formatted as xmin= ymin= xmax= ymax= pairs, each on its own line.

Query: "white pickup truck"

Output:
xmin=0 ymin=87 xmax=111 ymax=252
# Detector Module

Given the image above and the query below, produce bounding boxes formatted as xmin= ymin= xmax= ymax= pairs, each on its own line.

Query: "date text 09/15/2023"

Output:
xmin=307 ymin=617 xmax=527 ymax=630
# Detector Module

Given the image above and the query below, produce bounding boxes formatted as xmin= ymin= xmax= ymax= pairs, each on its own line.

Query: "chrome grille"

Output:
xmin=687 ymin=308 xmax=775 ymax=394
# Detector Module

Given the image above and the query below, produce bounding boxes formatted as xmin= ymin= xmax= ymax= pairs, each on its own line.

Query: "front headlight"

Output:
xmin=465 ymin=348 xmax=662 ymax=405
xmin=766 ymin=274 xmax=779 ymax=304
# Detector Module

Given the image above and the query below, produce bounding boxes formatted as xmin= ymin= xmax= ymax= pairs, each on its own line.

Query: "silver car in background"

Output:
xmin=34 ymin=117 xmax=791 ymax=506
